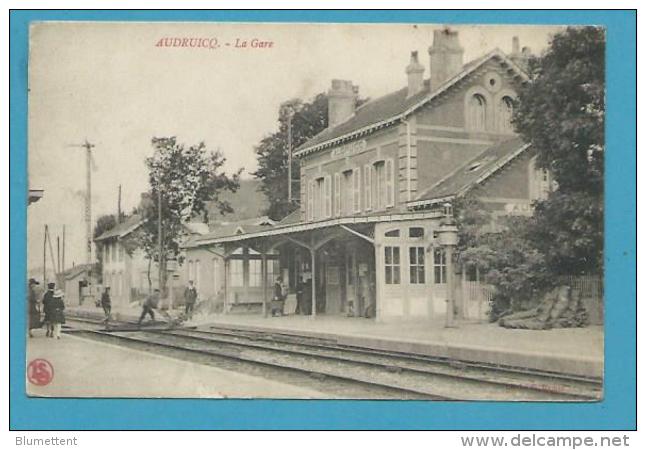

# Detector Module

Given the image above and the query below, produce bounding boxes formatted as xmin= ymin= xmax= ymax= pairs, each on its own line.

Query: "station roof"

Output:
xmin=408 ymin=137 xmax=531 ymax=208
xmin=295 ymin=49 xmax=528 ymax=157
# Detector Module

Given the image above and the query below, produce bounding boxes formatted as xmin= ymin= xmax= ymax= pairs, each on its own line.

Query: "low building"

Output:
xmin=56 ymin=263 xmax=98 ymax=306
xmin=184 ymin=29 xmax=549 ymax=322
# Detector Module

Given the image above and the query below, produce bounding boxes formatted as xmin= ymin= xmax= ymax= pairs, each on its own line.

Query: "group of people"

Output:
xmin=27 ymin=278 xmax=66 ymax=339
xmin=27 ymin=278 xmax=201 ymax=334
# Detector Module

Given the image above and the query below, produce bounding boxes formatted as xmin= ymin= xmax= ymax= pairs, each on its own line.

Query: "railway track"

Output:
xmin=63 ymin=315 xmax=603 ymax=401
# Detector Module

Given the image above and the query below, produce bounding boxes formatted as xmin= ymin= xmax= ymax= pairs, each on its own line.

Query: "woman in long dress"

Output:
xmin=27 ymin=278 xmax=41 ymax=337
xmin=50 ymin=289 xmax=66 ymax=339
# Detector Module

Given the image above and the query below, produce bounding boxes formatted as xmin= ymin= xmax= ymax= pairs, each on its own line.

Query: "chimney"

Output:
xmin=512 ymin=36 xmax=520 ymax=55
xmin=405 ymin=51 xmax=425 ymax=97
xmin=327 ymin=79 xmax=357 ymax=128
xmin=428 ymin=28 xmax=464 ymax=91
xmin=509 ymin=36 xmax=532 ymax=69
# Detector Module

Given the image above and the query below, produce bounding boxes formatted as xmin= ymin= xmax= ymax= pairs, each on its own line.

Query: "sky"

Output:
xmin=27 ymin=22 xmax=564 ymax=272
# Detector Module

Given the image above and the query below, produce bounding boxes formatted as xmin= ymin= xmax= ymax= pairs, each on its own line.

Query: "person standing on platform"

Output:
xmin=50 ymin=289 xmax=66 ymax=339
xmin=42 ymin=282 xmax=55 ymax=338
xmin=27 ymin=278 xmax=41 ymax=338
xmin=138 ymin=288 xmax=160 ymax=326
xmin=183 ymin=280 xmax=198 ymax=320
xmin=100 ymin=286 xmax=112 ymax=326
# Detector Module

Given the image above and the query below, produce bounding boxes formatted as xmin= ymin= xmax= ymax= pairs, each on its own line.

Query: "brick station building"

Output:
xmin=184 ymin=29 xmax=551 ymax=322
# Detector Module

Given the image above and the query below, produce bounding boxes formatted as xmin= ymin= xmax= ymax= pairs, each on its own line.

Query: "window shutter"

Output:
xmin=386 ymin=159 xmax=395 ymax=207
xmin=353 ymin=168 xmax=361 ymax=213
xmin=334 ymin=173 xmax=341 ymax=217
xmin=324 ymin=175 xmax=332 ymax=218
xmin=364 ymin=164 xmax=372 ymax=211
xmin=307 ymin=179 xmax=314 ymax=221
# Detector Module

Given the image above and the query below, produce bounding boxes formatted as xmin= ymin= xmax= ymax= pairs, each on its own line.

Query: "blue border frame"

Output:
xmin=9 ymin=10 xmax=636 ymax=430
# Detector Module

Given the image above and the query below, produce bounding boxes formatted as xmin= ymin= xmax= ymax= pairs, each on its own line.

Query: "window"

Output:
xmin=364 ymin=164 xmax=372 ymax=211
xmin=384 ymin=246 xmax=401 ymax=285
xmin=374 ymin=161 xmax=386 ymax=209
xmin=324 ymin=175 xmax=332 ymax=218
xmin=229 ymin=260 xmax=244 ymax=287
xmin=409 ymin=227 xmax=425 ymax=238
xmin=249 ymin=259 xmax=262 ymax=287
xmin=352 ymin=167 xmax=361 ymax=212
xmin=409 ymin=247 xmax=426 ymax=284
xmin=104 ymin=245 xmax=110 ymax=264
xmin=314 ymin=177 xmax=324 ymax=220
xmin=334 ymin=173 xmax=341 ymax=216
xmin=384 ymin=229 xmax=400 ymax=238
xmin=433 ymin=248 xmax=447 ymax=284
xmin=374 ymin=159 xmax=395 ymax=209
xmin=342 ymin=170 xmax=353 ymax=215
xmin=499 ymin=96 xmax=514 ymax=133
xmin=468 ymin=94 xmax=487 ymax=131
xmin=385 ymin=159 xmax=395 ymax=207
xmin=118 ymin=243 xmax=124 ymax=262
xmin=111 ymin=242 xmax=117 ymax=262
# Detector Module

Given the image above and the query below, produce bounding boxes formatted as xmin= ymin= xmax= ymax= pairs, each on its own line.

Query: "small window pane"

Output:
xmin=409 ymin=227 xmax=425 ymax=238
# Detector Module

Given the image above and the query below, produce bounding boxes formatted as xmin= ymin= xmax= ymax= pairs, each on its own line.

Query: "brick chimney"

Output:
xmin=405 ymin=51 xmax=425 ymax=97
xmin=428 ymin=28 xmax=464 ymax=91
xmin=328 ymin=79 xmax=357 ymax=127
xmin=509 ymin=36 xmax=532 ymax=70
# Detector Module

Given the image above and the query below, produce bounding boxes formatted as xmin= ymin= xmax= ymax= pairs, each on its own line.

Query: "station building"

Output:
xmin=184 ymin=30 xmax=551 ymax=322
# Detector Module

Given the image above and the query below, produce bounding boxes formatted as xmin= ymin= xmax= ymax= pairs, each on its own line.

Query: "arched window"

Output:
xmin=468 ymin=94 xmax=487 ymax=131
xmin=499 ymin=96 xmax=514 ymax=133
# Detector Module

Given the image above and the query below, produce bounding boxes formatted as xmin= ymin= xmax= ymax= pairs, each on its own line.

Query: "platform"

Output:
xmin=66 ymin=303 xmax=604 ymax=378
xmin=26 ymin=331 xmax=330 ymax=398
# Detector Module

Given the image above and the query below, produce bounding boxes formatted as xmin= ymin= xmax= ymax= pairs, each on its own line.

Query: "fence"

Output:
xmin=559 ymin=274 xmax=604 ymax=325
xmin=456 ymin=273 xmax=603 ymax=324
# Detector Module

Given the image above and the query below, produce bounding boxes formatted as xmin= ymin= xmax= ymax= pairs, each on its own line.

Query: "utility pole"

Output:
xmin=62 ymin=225 xmax=66 ymax=273
xmin=287 ymin=111 xmax=293 ymax=203
xmin=43 ymin=225 xmax=47 ymax=286
xmin=117 ymin=184 xmax=122 ymax=223
xmin=68 ymin=140 xmax=95 ymax=265
xmin=45 ymin=226 xmax=57 ymax=280
xmin=157 ymin=190 xmax=163 ymax=294
xmin=57 ymin=236 xmax=60 ymax=274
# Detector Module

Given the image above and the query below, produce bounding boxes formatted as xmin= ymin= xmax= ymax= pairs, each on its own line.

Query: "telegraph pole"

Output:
xmin=69 ymin=140 xmax=95 ymax=265
xmin=43 ymin=225 xmax=47 ymax=286
xmin=117 ymin=184 xmax=122 ymax=223
xmin=287 ymin=112 xmax=293 ymax=203
xmin=62 ymin=225 xmax=66 ymax=273
xmin=157 ymin=190 xmax=163 ymax=294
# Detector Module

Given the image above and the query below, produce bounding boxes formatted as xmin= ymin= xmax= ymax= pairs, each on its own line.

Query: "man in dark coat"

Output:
xmin=27 ymin=278 xmax=41 ymax=337
xmin=100 ymin=286 xmax=112 ymax=325
xmin=42 ymin=282 xmax=55 ymax=338
xmin=183 ymin=280 xmax=198 ymax=319
xmin=138 ymin=289 xmax=160 ymax=326
xmin=50 ymin=289 xmax=66 ymax=339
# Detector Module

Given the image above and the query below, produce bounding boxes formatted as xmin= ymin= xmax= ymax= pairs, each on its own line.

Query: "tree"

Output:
xmin=454 ymin=27 xmax=606 ymax=319
xmin=513 ymin=26 xmax=605 ymax=274
xmin=253 ymin=93 xmax=368 ymax=220
xmin=138 ymin=137 xmax=241 ymax=291
xmin=253 ymin=94 xmax=329 ymax=220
